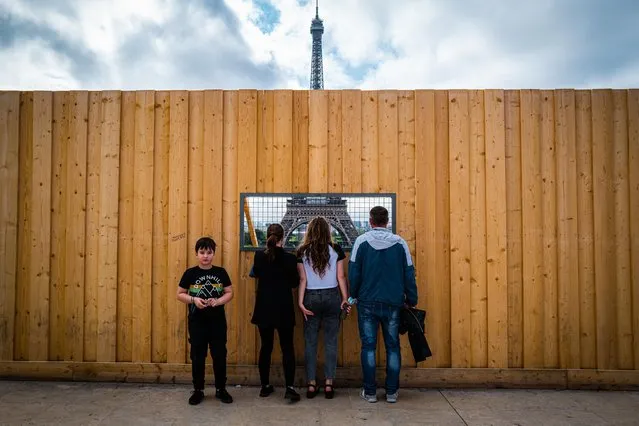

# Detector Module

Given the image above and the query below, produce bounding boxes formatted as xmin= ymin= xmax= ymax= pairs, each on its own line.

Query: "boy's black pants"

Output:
xmin=189 ymin=317 xmax=227 ymax=390
xmin=258 ymin=325 xmax=295 ymax=387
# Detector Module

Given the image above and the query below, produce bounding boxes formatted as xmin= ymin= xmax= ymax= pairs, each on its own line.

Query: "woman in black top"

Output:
xmin=250 ymin=223 xmax=301 ymax=402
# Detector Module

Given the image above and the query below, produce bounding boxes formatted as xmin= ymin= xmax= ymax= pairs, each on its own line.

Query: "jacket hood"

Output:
xmin=364 ymin=227 xmax=403 ymax=251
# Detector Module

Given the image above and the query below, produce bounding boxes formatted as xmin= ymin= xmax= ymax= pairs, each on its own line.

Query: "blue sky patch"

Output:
xmin=252 ymin=0 xmax=281 ymax=34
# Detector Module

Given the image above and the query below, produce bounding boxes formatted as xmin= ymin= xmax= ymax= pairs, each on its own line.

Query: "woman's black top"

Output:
xmin=250 ymin=247 xmax=299 ymax=328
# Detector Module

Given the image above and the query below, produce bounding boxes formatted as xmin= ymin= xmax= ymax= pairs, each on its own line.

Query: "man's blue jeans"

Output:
xmin=357 ymin=301 xmax=401 ymax=395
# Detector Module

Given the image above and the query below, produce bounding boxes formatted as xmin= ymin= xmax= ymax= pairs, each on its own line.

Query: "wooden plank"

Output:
xmin=188 ymin=91 xmax=204 ymax=262
xmin=257 ymin=91 xmax=274 ymax=193
xmin=398 ymin=90 xmax=416 ymax=367
xmin=0 ymin=92 xmax=20 ymax=361
xmin=203 ymin=91 xmax=224 ymax=265
xmin=484 ymin=90 xmax=508 ymax=368
xmin=152 ymin=91 xmax=170 ymax=363
xmin=555 ymin=90 xmax=580 ymax=369
xmin=415 ymin=90 xmax=436 ymax=368
xmin=575 ymin=90 xmax=596 ymax=369
xmin=628 ymin=89 xmax=639 ymax=370
xmin=591 ymin=89 xmax=617 ymax=369
xmin=541 ymin=90 xmax=558 ymax=368
xmin=469 ymin=90 xmax=487 ymax=368
xmin=448 ymin=90 xmax=471 ymax=368
xmin=361 ymin=91 xmax=379 ymax=192
xmin=328 ymin=90 xmax=343 ymax=192
xmin=167 ymin=91 xmax=188 ymax=364
xmin=50 ymin=91 xmax=68 ymax=361
xmin=237 ymin=89 xmax=258 ymax=365
xmin=520 ymin=90 xmax=544 ymax=368
xmin=84 ymin=92 xmax=101 ymax=361
xmin=117 ymin=91 xmax=135 ymax=362
xmin=292 ymin=91 xmax=309 ymax=193
xmin=309 ymin=90 xmax=328 ymax=192
xmin=132 ymin=91 xmax=154 ymax=362
xmin=505 ymin=90 xmax=523 ymax=368
xmin=612 ymin=90 xmax=633 ymax=369
xmin=340 ymin=89 xmax=362 ymax=367
xmin=222 ymin=91 xmax=239 ymax=364
xmin=65 ymin=91 xmax=88 ymax=361
xmin=273 ymin=90 xmax=293 ymax=192
xmin=96 ymin=91 xmax=121 ymax=362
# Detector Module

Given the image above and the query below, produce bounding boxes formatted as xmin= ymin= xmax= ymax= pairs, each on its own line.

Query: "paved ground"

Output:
xmin=0 ymin=380 xmax=638 ymax=425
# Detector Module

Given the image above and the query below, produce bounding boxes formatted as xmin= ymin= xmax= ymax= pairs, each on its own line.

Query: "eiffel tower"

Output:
xmin=309 ymin=0 xmax=324 ymax=89
xmin=281 ymin=196 xmax=360 ymax=248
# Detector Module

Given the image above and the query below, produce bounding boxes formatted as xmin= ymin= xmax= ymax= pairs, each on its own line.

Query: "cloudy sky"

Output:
xmin=1 ymin=0 xmax=638 ymax=90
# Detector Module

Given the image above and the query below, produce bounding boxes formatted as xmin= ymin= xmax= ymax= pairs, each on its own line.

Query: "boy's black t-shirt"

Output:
xmin=179 ymin=265 xmax=231 ymax=322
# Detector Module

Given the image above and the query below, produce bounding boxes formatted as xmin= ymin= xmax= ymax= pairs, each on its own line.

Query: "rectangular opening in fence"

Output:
xmin=239 ymin=193 xmax=396 ymax=251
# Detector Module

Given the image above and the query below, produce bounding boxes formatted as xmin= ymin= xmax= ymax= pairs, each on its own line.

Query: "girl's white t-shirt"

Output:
xmin=299 ymin=244 xmax=346 ymax=290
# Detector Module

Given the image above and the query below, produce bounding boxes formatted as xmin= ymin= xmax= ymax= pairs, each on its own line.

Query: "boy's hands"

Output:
xmin=193 ymin=297 xmax=207 ymax=309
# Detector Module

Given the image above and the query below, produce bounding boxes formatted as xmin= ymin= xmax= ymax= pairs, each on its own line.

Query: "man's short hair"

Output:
xmin=195 ymin=236 xmax=216 ymax=253
xmin=369 ymin=206 xmax=389 ymax=227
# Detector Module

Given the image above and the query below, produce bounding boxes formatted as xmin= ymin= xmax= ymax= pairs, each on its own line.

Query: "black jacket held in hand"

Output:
xmin=250 ymin=247 xmax=300 ymax=328
xmin=399 ymin=307 xmax=432 ymax=362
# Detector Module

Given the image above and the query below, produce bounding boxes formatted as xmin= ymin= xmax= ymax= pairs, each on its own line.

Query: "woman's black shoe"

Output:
xmin=260 ymin=384 xmax=274 ymax=397
xmin=188 ymin=389 xmax=204 ymax=405
xmin=285 ymin=386 xmax=301 ymax=402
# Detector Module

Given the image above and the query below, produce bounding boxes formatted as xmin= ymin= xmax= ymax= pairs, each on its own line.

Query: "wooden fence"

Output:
xmin=0 ymin=89 xmax=637 ymax=387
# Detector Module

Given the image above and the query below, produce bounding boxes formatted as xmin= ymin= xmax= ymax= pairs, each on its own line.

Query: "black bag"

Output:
xmin=399 ymin=307 xmax=432 ymax=362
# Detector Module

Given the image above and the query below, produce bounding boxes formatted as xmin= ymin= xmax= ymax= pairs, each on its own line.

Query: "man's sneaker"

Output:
xmin=259 ymin=384 xmax=274 ymax=397
xmin=188 ymin=389 xmax=204 ymax=405
xmin=386 ymin=391 xmax=398 ymax=403
xmin=360 ymin=388 xmax=377 ymax=403
xmin=215 ymin=388 xmax=233 ymax=404
xmin=284 ymin=386 xmax=301 ymax=402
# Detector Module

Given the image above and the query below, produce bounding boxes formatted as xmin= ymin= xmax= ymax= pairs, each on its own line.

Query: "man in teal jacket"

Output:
xmin=348 ymin=206 xmax=417 ymax=404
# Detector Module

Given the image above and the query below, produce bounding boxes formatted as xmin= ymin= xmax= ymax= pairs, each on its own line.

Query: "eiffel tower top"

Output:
xmin=311 ymin=0 xmax=324 ymax=32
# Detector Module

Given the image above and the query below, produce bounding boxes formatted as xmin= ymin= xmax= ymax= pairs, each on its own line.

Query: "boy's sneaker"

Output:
xmin=284 ymin=386 xmax=301 ymax=402
xmin=215 ymin=388 xmax=233 ymax=404
xmin=360 ymin=388 xmax=377 ymax=403
xmin=386 ymin=391 xmax=398 ymax=403
xmin=259 ymin=384 xmax=274 ymax=397
xmin=188 ymin=389 xmax=204 ymax=405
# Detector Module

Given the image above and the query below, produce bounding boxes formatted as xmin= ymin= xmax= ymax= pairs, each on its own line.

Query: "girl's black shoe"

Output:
xmin=188 ymin=389 xmax=204 ymax=405
xmin=260 ymin=384 xmax=274 ymax=397
xmin=285 ymin=386 xmax=301 ymax=402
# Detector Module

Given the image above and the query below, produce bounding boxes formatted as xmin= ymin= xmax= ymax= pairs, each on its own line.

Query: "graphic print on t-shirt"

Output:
xmin=187 ymin=274 xmax=225 ymax=314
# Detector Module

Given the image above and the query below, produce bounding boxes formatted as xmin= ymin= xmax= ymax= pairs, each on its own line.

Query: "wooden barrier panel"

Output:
xmin=0 ymin=89 xmax=638 ymax=381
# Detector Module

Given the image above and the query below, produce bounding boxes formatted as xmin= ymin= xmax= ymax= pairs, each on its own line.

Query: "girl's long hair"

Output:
xmin=265 ymin=223 xmax=284 ymax=262
xmin=296 ymin=217 xmax=332 ymax=278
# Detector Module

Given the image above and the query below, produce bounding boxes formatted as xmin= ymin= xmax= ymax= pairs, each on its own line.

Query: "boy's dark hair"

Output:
xmin=369 ymin=206 xmax=389 ymax=227
xmin=195 ymin=237 xmax=216 ymax=253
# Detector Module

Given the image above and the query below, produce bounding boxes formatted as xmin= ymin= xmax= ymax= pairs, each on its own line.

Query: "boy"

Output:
xmin=177 ymin=237 xmax=234 ymax=405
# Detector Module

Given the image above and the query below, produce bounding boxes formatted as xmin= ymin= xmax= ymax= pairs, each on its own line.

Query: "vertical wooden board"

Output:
xmin=398 ymin=90 xmax=416 ymax=367
xmin=612 ymin=90 xmax=633 ymax=369
xmin=258 ymin=91 xmax=274 ymax=193
xmin=83 ymin=91 xmax=101 ymax=361
xmin=361 ymin=91 xmax=379 ymax=192
xmin=237 ymin=90 xmax=258 ymax=365
xmin=0 ymin=92 xmax=20 ymax=360
xmin=273 ymin=90 xmax=293 ymax=191
xmin=117 ymin=91 xmax=135 ymax=362
xmin=328 ymin=90 xmax=343 ymax=192
xmin=64 ymin=91 xmax=88 ymax=361
xmin=541 ymin=90 xmax=558 ymax=368
xmin=29 ymin=91 xmax=53 ymax=361
xmin=167 ymin=91 xmax=188 ymax=364
xmin=341 ymin=89 xmax=362 ymax=366
xmin=15 ymin=92 xmax=33 ymax=361
xmin=49 ymin=91 xmax=68 ymax=361
xmin=520 ymin=90 xmax=544 ymax=368
xmin=469 ymin=90 xmax=487 ymax=368
xmin=293 ymin=91 xmax=309 ymax=193
xmin=555 ymin=90 xmax=581 ymax=369
xmin=132 ymin=91 xmax=154 ymax=362
xmin=414 ymin=90 xmax=437 ymax=367
xmin=628 ymin=89 xmax=639 ymax=370
xmin=309 ymin=90 xmax=328 ymax=192
xmin=484 ymin=90 xmax=508 ymax=368
xmin=203 ymin=91 xmax=224 ymax=266
xmin=505 ymin=90 xmax=523 ymax=368
xmin=152 ymin=91 xmax=170 ymax=363
xmin=575 ymin=90 xmax=596 ymax=369
xmin=96 ymin=90 xmax=121 ymax=362
xmin=591 ymin=89 xmax=617 ymax=369
xmin=222 ymin=91 xmax=239 ymax=364
xmin=448 ymin=90 xmax=471 ymax=368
